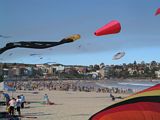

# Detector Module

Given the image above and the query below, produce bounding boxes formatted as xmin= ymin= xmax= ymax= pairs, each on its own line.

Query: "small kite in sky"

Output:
xmin=89 ymin=84 xmax=160 ymax=120
xmin=9 ymin=53 xmax=13 ymax=56
xmin=45 ymin=62 xmax=56 ymax=64
xmin=30 ymin=53 xmax=41 ymax=56
xmin=155 ymin=8 xmax=160 ymax=16
xmin=112 ymin=52 xmax=125 ymax=60
xmin=0 ymin=34 xmax=80 ymax=54
xmin=94 ymin=20 xmax=121 ymax=36
xmin=0 ymin=35 xmax=11 ymax=38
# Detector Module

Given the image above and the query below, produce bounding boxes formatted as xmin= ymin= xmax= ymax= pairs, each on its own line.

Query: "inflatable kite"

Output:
xmin=89 ymin=84 xmax=160 ymax=120
xmin=94 ymin=20 xmax=121 ymax=36
xmin=0 ymin=34 xmax=81 ymax=54
xmin=112 ymin=52 xmax=125 ymax=60
xmin=155 ymin=8 xmax=160 ymax=16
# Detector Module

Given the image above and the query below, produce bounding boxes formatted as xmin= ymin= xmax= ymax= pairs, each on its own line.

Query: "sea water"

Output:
xmin=95 ymin=80 xmax=160 ymax=92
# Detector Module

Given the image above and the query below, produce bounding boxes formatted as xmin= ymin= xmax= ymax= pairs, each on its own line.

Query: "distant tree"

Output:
xmin=141 ymin=61 xmax=145 ymax=65
xmin=3 ymin=63 xmax=9 ymax=68
xmin=121 ymin=70 xmax=129 ymax=79
xmin=93 ymin=64 xmax=100 ymax=71
xmin=132 ymin=71 xmax=138 ymax=78
xmin=151 ymin=61 xmax=157 ymax=67
xmin=0 ymin=75 xmax=3 ymax=82
xmin=150 ymin=67 xmax=157 ymax=79
xmin=13 ymin=63 xmax=17 ymax=66
xmin=100 ymin=63 xmax=105 ymax=69
xmin=88 ymin=65 xmax=94 ymax=72
xmin=133 ymin=61 xmax=137 ymax=65
xmin=144 ymin=67 xmax=150 ymax=77
xmin=123 ymin=63 xmax=127 ymax=67
xmin=37 ymin=68 xmax=44 ymax=76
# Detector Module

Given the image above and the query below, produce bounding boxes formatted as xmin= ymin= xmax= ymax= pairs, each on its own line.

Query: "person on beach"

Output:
xmin=43 ymin=94 xmax=49 ymax=104
xmin=8 ymin=98 xmax=16 ymax=115
xmin=110 ymin=93 xmax=115 ymax=101
xmin=109 ymin=93 xmax=123 ymax=101
xmin=2 ymin=92 xmax=10 ymax=107
xmin=20 ymin=94 xmax=25 ymax=108
xmin=16 ymin=96 xmax=22 ymax=116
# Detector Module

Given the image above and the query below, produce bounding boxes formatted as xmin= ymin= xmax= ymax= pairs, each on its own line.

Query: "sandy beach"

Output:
xmin=0 ymin=90 xmax=129 ymax=120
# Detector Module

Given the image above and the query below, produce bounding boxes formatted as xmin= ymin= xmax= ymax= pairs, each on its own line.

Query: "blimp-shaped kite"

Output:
xmin=94 ymin=20 xmax=121 ymax=36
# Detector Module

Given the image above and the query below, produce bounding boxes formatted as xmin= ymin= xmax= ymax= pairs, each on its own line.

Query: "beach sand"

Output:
xmin=0 ymin=90 xmax=129 ymax=120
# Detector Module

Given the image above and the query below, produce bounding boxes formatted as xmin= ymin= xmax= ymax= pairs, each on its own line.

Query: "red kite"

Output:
xmin=89 ymin=84 xmax=160 ymax=120
xmin=155 ymin=8 xmax=160 ymax=16
xmin=94 ymin=20 xmax=121 ymax=36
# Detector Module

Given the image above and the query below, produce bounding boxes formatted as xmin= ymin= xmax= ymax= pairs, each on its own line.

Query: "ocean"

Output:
xmin=95 ymin=80 xmax=160 ymax=92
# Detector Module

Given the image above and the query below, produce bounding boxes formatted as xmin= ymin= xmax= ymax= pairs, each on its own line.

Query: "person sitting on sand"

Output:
xmin=43 ymin=94 xmax=49 ymax=104
xmin=110 ymin=93 xmax=115 ymax=101
xmin=109 ymin=93 xmax=123 ymax=101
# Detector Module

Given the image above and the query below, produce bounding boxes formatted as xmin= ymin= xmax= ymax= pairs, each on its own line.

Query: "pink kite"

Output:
xmin=155 ymin=8 xmax=160 ymax=16
xmin=94 ymin=20 xmax=121 ymax=36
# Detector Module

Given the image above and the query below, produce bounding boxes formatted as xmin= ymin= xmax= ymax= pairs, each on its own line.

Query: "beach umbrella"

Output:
xmin=112 ymin=52 xmax=125 ymax=60
xmin=3 ymin=81 xmax=16 ymax=92
xmin=89 ymin=84 xmax=160 ymax=120
xmin=0 ymin=34 xmax=81 ymax=54
xmin=3 ymin=84 xmax=16 ymax=92
xmin=94 ymin=20 xmax=121 ymax=36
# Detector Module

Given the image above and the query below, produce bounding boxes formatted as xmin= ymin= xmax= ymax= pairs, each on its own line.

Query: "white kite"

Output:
xmin=112 ymin=52 xmax=125 ymax=60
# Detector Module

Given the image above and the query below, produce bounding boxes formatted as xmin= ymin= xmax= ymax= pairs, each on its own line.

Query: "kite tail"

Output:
xmin=0 ymin=44 xmax=16 ymax=54
xmin=0 ymin=47 xmax=8 ymax=54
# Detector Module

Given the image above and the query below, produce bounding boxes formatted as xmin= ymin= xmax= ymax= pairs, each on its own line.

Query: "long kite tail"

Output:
xmin=0 ymin=47 xmax=12 ymax=54
xmin=0 ymin=34 xmax=81 ymax=54
xmin=0 ymin=43 xmax=17 ymax=54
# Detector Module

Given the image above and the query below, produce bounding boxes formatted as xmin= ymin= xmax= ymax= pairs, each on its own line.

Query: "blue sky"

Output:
xmin=0 ymin=0 xmax=160 ymax=65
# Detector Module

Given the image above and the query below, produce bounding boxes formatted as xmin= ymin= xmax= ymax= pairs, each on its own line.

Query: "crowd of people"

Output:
xmin=0 ymin=80 xmax=136 ymax=118
xmin=2 ymin=92 xmax=25 ymax=116
xmin=14 ymin=80 xmax=134 ymax=94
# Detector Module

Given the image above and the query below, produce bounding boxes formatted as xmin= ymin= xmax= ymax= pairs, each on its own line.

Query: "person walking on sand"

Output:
xmin=9 ymin=98 xmax=16 ymax=115
xmin=16 ymin=96 xmax=22 ymax=116
xmin=2 ymin=92 xmax=10 ymax=107
xmin=20 ymin=94 xmax=25 ymax=108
